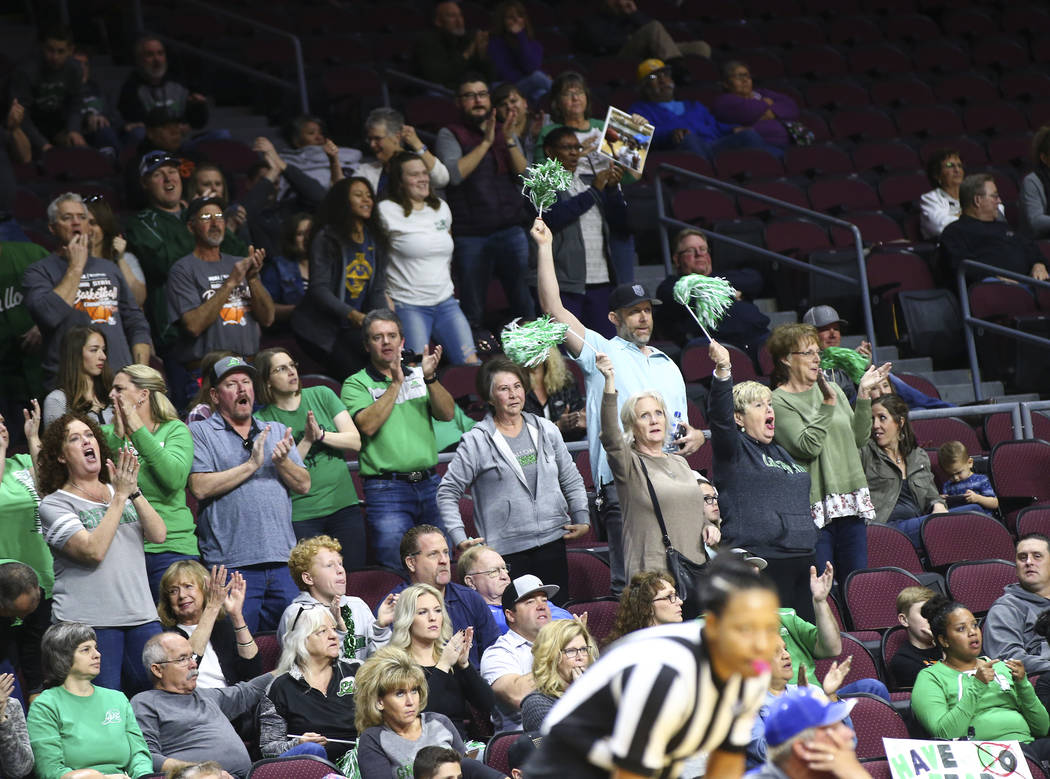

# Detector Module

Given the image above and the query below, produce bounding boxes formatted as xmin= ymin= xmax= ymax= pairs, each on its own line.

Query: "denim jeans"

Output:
xmin=452 ymin=226 xmax=534 ymax=327
xmin=292 ymin=505 xmax=367 ymax=571
xmin=281 ymin=742 xmax=328 ymax=758
xmin=239 ymin=564 xmax=301 ymax=633
xmin=815 ymin=516 xmax=868 ymax=585
xmin=144 ymin=551 xmax=200 ymax=604
xmin=395 ymin=297 xmax=479 ymax=365
xmin=839 ymin=678 xmax=890 ymax=702
xmin=362 ymin=473 xmax=446 ymax=570
xmin=95 ymin=621 xmax=164 ymax=695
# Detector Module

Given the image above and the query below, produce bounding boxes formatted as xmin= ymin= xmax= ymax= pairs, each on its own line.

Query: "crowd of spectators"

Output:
xmin=5 ymin=3 xmax=1050 ymax=778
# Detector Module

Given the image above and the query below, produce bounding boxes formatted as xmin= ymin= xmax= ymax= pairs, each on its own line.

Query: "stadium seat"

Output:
xmin=990 ymin=439 xmax=1050 ymax=531
xmin=784 ymin=145 xmax=855 ymax=178
xmin=935 ymin=73 xmax=999 ymax=106
xmin=566 ymin=549 xmax=611 ymax=602
xmin=920 ymin=513 xmax=1015 ymax=572
xmin=345 ymin=566 xmax=408 ymax=610
xmin=964 ymin=102 xmax=1030 ymax=137
xmin=714 ymin=148 xmax=785 ymax=182
xmin=945 ymin=559 xmax=1015 ymax=616
xmin=843 ymin=567 xmax=921 ymax=631
xmin=849 ymin=43 xmax=913 ymax=78
xmin=194 ymin=139 xmax=261 ymax=176
xmin=983 ymin=412 xmax=1019 ymax=449
xmin=843 ymin=693 xmax=910 ymax=760
xmin=807 ymin=176 xmax=880 ymax=214
xmin=852 ymin=141 xmax=921 ymax=175
xmin=247 ymin=755 xmax=341 ymax=778
xmin=486 ymin=730 xmax=526 ymax=775
xmin=813 ymin=633 xmax=881 ymax=689
xmin=738 ymin=179 xmax=809 ymax=217
xmin=805 ymin=80 xmax=870 ymax=110
xmin=972 ymin=36 xmax=1030 ymax=70
xmin=1016 ymin=506 xmax=1050 ymax=539
xmin=869 ymin=78 xmax=935 ymax=109
xmin=910 ymin=417 xmax=983 ymax=455
xmin=895 ymin=105 xmax=964 ymax=139
xmin=41 ymin=146 xmax=115 ymax=180
xmin=566 ymin=599 xmax=619 ymax=644
xmin=968 ymin=281 xmax=1039 ymax=322
xmin=254 ymin=632 xmax=280 ymax=673
xmin=765 ymin=219 xmax=832 ymax=257
xmin=672 ymin=188 xmax=738 ymax=224
xmin=893 ymin=373 xmax=941 ymax=400
xmin=912 ymin=39 xmax=970 ymax=75
xmin=866 ymin=524 xmax=924 ymax=575
xmin=830 ymin=106 xmax=897 ymax=142
xmin=865 ymin=759 xmax=892 ymax=779
xmin=831 ymin=212 xmax=905 ymax=247
xmin=880 ymin=626 xmax=911 ymax=691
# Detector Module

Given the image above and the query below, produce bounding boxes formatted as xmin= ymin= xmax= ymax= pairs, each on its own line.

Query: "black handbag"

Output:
xmin=638 ymin=459 xmax=708 ymax=619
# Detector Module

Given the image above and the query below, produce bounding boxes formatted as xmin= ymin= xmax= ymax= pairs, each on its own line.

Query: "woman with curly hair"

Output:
xmin=42 ymin=325 xmax=113 ymax=429
xmin=37 ymin=413 xmax=167 ymax=693
xmin=388 ymin=583 xmax=494 ymax=737
xmin=607 ymin=570 xmax=682 ymax=644
xmin=520 ymin=618 xmax=598 ymax=730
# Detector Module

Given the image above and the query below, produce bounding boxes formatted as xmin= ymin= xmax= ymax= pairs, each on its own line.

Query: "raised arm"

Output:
xmin=810 ymin=563 xmax=842 ymax=658
xmin=532 ymin=218 xmax=587 ymax=358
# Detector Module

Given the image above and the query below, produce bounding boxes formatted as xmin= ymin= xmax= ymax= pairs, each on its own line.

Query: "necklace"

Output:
xmin=68 ymin=479 xmax=108 ymax=504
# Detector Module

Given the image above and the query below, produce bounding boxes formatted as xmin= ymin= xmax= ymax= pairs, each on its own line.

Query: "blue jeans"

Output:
xmin=281 ymin=742 xmax=328 ymax=758
xmin=815 ymin=516 xmax=868 ymax=584
xmin=362 ymin=474 xmax=446 ymax=570
xmin=839 ymin=678 xmax=890 ymax=702
xmin=95 ymin=621 xmax=163 ymax=695
xmin=239 ymin=564 xmax=301 ymax=633
xmin=452 ymin=226 xmax=534 ymax=327
xmin=676 ymin=127 xmax=781 ymax=162
xmin=293 ymin=505 xmax=367 ymax=571
xmin=891 ymin=505 xmax=982 ymax=549
xmin=395 ymin=297 xmax=479 ymax=365
xmin=145 ymin=551 xmax=200 ymax=604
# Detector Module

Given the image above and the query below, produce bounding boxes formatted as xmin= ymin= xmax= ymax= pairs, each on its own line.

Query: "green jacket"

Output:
xmin=125 ymin=207 xmax=248 ymax=346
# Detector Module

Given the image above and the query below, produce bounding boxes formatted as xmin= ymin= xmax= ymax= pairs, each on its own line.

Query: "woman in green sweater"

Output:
xmin=27 ymin=621 xmax=153 ymax=779
xmin=769 ymin=323 xmax=890 ymax=582
xmin=255 ymin=347 xmax=365 ymax=569
xmin=105 ymin=364 xmax=198 ymax=600
xmin=913 ymin=594 xmax=1050 ymax=762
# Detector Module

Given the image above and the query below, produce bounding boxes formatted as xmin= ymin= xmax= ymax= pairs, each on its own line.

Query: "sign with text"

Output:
xmin=883 ymin=738 xmax=1032 ymax=779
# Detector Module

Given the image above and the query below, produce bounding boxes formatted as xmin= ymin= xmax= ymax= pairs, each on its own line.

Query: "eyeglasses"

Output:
xmin=561 ymin=646 xmax=589 ymax=659
xmin=675 ymin=247 xmax=709 ymax=258
xmin=271 ymin=361 xmax=299 ymax=376
xmin=942 ymin=161 xmax=962 ymax=169
xmin=554 ymin=144 xmax=584 ymax=153
xmin=702 ymin=495 xmax=718 ymax=506
xmin=644 ymin=69 xmax=672 ymax=81
xmin=83 ymin=193 xmax=106 ymax=204
xmin=978 ymin=191 xmax=1002 ymax=201
xmin=790 ymin=349 xmax=821 ymax=359
xmin=561 ymin=89 xmax=586 ymax=98
xmin=652 ymin=592 xmax=681 ymax=605
xmin=196 ymin=213 xmax=226 ymax=222
xmin=469 ymin=565 xmax=511 ymax=579
xmin=155 ymin=654 xmax=195 ymax=667
xmin=290 ymin=602 xmax=327 ymax=633
xmin=458 ymin=90 xmax=489 ymax=101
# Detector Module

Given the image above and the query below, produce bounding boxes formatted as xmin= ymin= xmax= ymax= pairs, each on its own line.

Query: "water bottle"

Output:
xmin=663 ymin=411 xmax=685 ymax=454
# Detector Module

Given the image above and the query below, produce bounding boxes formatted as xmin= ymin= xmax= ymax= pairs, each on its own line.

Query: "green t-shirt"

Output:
xmin=27 ymin=684 xmax=154 ymax=778
xmin=124 ymin=206 xmax=249 ymax=347
xmin=0 ymin=242 xmax=49 ymax=402
xmin=257 ymin=385 xmax=360 ymax=520
xmin=0 ymin=454 xmax=54 ymax=597
xmin=103 ymin=418 xmax=199 ymax=556
xmin=341 ymin=365 xmax=438 ymax=477
xmin=780 ymin=608 xmax=819 ymax=684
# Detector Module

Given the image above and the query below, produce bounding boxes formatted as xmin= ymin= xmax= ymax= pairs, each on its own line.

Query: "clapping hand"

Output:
xmin=224 ymin=570 xmax=247 ymax=617
xmin=249 ymin=426 xmax=271 ymax=470
xmin=421 ymin=344 xmax=443 ymax=380
xmin=375 ymin=592 xmax=398 ymax=628
xmin=303 ymin=410 xmax=324 ymax=445
xmin=822 ymin=655 xmax=852 ymax=698
xmin=0 ymin=672 xmax=13 ymax=714
xmin=271 ymin=427 xmax=295 ymax=464
xmin=810 ymin=562 xmax=834 ymax=604
xmin=206 ymin=564 xmax=232 ymax=609
xmin=23 ymin=399 xmax=41 ymax=444
xmin=107 ymin=446 xmax=140 ymax=499
xmin=856 ymin=362 xmax=893 ymax=400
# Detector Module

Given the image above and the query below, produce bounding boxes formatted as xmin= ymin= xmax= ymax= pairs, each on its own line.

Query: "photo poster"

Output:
xmin=598 ymin=106 xmax=654 ymax=177
xmin=883 ymin=738 xmax=1032 ymax=779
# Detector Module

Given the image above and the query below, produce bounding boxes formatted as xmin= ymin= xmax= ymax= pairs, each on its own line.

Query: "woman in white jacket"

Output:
xmin=437 ymin=357 xmax=590 ymax=602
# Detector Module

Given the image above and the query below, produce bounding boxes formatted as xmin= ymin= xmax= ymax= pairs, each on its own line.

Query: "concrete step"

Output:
xmin=929 ymin=369 xmax=974 ymax=385
xmin=767 ymin=311 xmax=798 ymax=328
xmin=875 ymin=345 xmax=899 ymax=363
xmin=892 ymin=357 xmax=934 ymax=374
xmin=992 ymin=393 xmax=1042 ymax=404
xmin=938 ymin=381 xmax=1005 ymax=405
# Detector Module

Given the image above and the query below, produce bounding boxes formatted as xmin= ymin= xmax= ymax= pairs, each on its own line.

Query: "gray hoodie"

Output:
xmin=436 ymin=412 xmax=589 ymax=554
xmin=983 ymin=582 xmax=1050 ymax=673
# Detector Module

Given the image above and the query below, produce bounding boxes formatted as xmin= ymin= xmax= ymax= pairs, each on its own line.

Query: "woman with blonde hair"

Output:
xmin=355 ymin=647 xmax=504 ymax=778
xmin=389 ymin=583 xmax=494 ymax=737
xmin=520 ymin=618 xmax=598 ymax=730
xmin=522 ymin=345 xmax=586 ymax=441
xmin=104 ymin=362 xmax=198 ymax=597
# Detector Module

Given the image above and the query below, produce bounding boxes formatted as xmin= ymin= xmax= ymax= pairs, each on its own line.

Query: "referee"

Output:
xmin=524 ymin=556 xmax=781 ymax=779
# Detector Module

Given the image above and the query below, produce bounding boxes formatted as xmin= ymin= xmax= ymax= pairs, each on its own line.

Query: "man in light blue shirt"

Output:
xmin=532 ymin=219 xmax=704 ymax=594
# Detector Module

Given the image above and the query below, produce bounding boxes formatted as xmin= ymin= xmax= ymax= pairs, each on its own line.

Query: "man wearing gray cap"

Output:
xmin=802 ymin=304 xmax=871 ymax=403
xmin=533 ymin=218 xmax=703 ymax=596
xmin=480 ymin=573 xmax=559 ymax=730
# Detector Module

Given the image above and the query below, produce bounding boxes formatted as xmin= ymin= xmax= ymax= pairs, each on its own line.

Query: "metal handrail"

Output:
xmin=133 ymin=0 xmax=309 ymax=114
xmin=655 ymin=164 xmax=877 ymax=349
xmin=957 ymin=259 xmax=1050 ymax=400
xmin=1020 ymin=401 xmax=1050 ymax=439
xmin=909 ymin=402 xmax=1024 ymax=441
xmin=380 ymin=68 xmax=455 ymax=107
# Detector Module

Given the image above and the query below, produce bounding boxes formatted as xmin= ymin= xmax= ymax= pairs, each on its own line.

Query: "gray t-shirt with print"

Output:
xmin=166 ymin=252 xmax=260 ymax=363
xmin=39 ymin=486 xmax=157 ymax=625
xmin=505 ymin=424 xmax=538 ymax=495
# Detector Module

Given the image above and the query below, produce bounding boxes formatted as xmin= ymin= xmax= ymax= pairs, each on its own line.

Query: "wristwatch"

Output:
xmin=415 ymin=144 xmax=428 ymax=156
xmin=507 ymin=138 xmax=518 ymax=148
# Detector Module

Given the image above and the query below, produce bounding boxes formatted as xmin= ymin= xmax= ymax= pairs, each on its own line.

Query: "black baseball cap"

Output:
xmin=185 ymin=196 xmax=224 ymax=222
xmin=138 ymin=150 xmax=181 ymax=178
xmin=608 ymin=283 xmax=662 ymax=312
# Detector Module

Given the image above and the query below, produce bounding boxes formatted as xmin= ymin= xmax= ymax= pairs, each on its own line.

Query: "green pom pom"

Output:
xmin=501 ymin=316 xmax=570 ymax=367
xmin=672 ymin=274 xmax=737 ymax=330
xmin=820 ymin=347 xmax=870 ymax=383
xmin=520 ymin=158 xmax=573 ymax=214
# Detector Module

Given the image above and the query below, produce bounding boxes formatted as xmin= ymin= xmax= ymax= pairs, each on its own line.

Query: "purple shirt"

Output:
xmin=711 ymin=88 xmax=799 ymax=148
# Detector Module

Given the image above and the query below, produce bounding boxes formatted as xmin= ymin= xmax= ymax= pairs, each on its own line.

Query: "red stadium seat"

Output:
xmin=566 ymin=549 xmax=611 ymax=602
xmin=945 ymin=559 xmax=1015 ymax=616
xmin=921 ymin=513 xmax=1014 ymax=571
xmin=345 ymin=566 xmax=408 ymax=611
xmin=843 ymin=693 xmax=910 ymax=760
xmin=247 ymin=755 xmax=341 ymax=778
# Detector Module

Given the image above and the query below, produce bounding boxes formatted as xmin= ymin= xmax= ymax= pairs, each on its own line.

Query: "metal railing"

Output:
xmin=1021 ymin=401 xmax=1050 ymax=439
xmin=910 ymin=402 xmax=1024 ymax=441
xmin=380 ymin=68 xmax=455 ymax=107
xmin=133 ymin=0 xmax=309 ymax=114
xmin=655 ymin=164 xmax=877 ymax=349
xmin=957 ymin=260 xmax=1050 ymax=400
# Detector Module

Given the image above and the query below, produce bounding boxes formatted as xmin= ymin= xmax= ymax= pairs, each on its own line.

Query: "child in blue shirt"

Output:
xmin=938 ymin=440 xmax=999 ymax=515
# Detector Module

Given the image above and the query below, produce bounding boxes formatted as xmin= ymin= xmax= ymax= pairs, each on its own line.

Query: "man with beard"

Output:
xmin=22 ymin=192 xmax=151 ymax=386
xmin=166 ymin=196 xmax=273 ymax=373
xmin=532 ymin=219 xmax=704 ymax=595
xmin=132 ymin=632 xmax=273 ymax=778
xmin=435 ymin=73 xmax=534 ymax=331
xmin=118 ymin=34 xmax=208 ymax=137
xmin=413 ymin=1 xmax=492 ymax=90
xmin=188 ymin=356 xmax=309 ymax=631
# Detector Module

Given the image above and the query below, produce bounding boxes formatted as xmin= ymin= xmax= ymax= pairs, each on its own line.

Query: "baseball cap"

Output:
xmin=764 ymin=687 xmax=857 ymax=747
xmin=729 ymin=548 xmax=768 ymax=570
xmin=802 ymin=305 xmax=847 ymax=329
xmin=211 ymin=355 xmax=256 ymax=384
xmin=185 ymin=196 xmax=224 ymax=222
xmin=637 ymin=58 xmax=670 ymax=82
xmin=608 ymin=283 xmax=662 ymax=312
xmin=501 ymin=574 xmax=559 ymax=612
xmin=138 ymin=149 xmax=181 ymax=178
xmin=144 ymin=106 xmax=182 ymax=128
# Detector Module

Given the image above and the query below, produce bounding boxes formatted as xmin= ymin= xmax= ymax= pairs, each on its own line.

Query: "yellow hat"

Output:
xmin=637 ymin=58 xmax=668 ymax=82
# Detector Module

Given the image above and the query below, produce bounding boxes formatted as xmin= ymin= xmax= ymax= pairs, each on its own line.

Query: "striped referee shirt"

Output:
xmin=526 ymin=621 xmax=770 ymax=779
